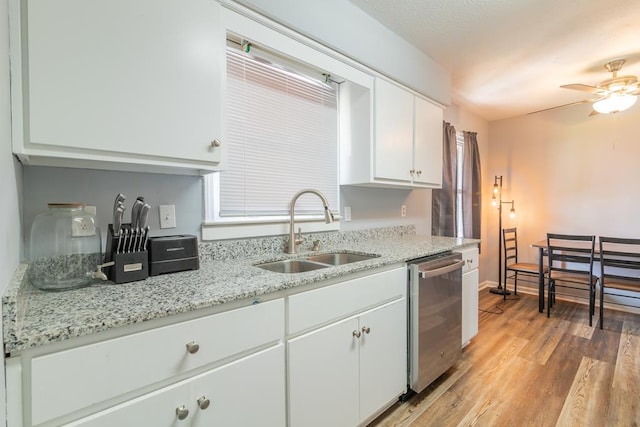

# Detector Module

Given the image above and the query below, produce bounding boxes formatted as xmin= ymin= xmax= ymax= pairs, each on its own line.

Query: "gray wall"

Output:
xmin=22 ymin=166 xmax=203 ymax=257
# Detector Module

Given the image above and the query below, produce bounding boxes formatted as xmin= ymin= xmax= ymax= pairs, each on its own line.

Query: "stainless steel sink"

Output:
xmin=305 ymin=252 xmax=379 ymax=266
xmin=255 ymin=251 xmax=380 ymax=273
xmin=256 ymin=259 xmax=329 ymax=274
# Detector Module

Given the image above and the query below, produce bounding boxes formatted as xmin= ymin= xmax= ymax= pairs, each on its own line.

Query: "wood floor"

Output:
xmin=369 ymin=290 xmax=640 ymax=427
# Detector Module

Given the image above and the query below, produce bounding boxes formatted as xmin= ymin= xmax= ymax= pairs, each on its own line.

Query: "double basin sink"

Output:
xmin=256 ymin=251 xmax=380 ymax=274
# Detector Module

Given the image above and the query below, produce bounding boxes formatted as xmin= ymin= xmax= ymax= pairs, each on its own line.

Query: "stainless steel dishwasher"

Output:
xmin=408 ymin=251 xmax=465 ymax=394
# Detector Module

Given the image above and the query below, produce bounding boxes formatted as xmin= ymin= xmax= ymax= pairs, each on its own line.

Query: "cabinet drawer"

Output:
xmin=30 ymin=298 xmax=284 ymax=425
xmin=288 ymin=267 xmax=405 ymax=334
xmin=455 ymin=246 xmax=479 ymax=273
xmin=67 ymin=344 xmax=285 ymax=427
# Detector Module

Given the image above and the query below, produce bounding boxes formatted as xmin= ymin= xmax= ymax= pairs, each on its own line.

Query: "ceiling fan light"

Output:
xmin=593 ymin=93 xmax=637 ymax=114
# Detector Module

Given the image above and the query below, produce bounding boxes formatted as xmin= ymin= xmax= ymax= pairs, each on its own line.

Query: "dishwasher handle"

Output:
xmin=419 ymin=260 xmax=465 ymax=279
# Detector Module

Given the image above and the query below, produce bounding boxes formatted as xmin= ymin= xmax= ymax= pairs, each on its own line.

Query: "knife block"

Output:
xmin=104 ymin=224 xmax=149 ymax=283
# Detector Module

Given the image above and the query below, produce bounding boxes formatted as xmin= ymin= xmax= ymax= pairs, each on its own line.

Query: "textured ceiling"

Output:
xmin=349 ymin=0 xmax=640 ymax=121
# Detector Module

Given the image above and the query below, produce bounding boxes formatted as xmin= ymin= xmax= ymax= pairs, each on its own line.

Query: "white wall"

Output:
xmin=230 ymin=0 xmax=451 ymax=106
xmin=487 ymin=103 xmax=640 ymax=287
xmin=1 ymin=0 xmax=22 ymax=423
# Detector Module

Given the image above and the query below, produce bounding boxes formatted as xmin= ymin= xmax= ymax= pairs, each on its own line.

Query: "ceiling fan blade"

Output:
xmin=527 ymin=100 xmax=589 ymax=115
xmin=560 ymin=83 xmax=607 ymax=95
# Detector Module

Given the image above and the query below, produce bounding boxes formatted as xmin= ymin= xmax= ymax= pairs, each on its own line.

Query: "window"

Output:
xmin=204 ymin=42 xmax=339 ymax=226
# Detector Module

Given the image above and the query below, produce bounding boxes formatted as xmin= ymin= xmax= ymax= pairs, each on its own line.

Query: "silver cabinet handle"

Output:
xmin=176 ymin=405 xmax=189 ymax=420
xmin=352 ymin=330 xmax=361 ymax=338
xmin=409 ymin=169 xmax=415 ymax=176
xmin=210 ymin=139 xmax=222 ymax=148
xmin=416 ymin=170 xmax=422 ymax=176
xmin=197 ymin=396 xmax=211 ymax=410
xmin=186 ymin=341 xmax=200 ymax=354
xmin=362 ymin=326 xmax=371 ymax=334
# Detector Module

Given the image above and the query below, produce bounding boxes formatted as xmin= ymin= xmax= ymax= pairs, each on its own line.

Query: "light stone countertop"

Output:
xmin=3 ymin=226 xmax=479 ymax=354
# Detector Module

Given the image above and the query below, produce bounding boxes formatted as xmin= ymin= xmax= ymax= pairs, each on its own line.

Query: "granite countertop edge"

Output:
xmin=3 ymin=232 xmax=480 ymax=354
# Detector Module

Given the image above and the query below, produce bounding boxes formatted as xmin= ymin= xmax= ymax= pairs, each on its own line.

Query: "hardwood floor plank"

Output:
xmin=556 ymin=357 xmax=613 ymax=426
xmin=369 ymin=292 xmax=640 ymax=427
xmin=607 ymin=325 xmax=640 ymax=426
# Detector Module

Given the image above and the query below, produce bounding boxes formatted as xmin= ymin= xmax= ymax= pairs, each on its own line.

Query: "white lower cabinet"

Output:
xmin=455 ymin=246 xmax=480 ymax=346
xmin=8 ymin=298 xmax=285 ymax=427
xmin=68 ymin=344 xmax=285 ymax=427
xmin=287 ymin=267 xmax=407 ymax=427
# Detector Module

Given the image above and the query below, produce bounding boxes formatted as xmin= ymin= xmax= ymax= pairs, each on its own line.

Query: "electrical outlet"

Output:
xmin=344 ymin=206 xmax=352 ymax=222
xmin=72 ymin=217 xmax=96 ymax=237
xmin=401 ymin=205 xmax=407 ymax=217
xmin=159 ymin=205 xmax=177 ymax=229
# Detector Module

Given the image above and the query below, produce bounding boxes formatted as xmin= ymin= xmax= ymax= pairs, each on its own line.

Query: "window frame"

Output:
xmin=203 ymin=8 xmax=373 ymax=240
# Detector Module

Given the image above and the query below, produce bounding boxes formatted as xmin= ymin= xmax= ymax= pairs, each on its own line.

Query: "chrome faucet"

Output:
xmin=287 ymin=189 xmax=334 ymax=254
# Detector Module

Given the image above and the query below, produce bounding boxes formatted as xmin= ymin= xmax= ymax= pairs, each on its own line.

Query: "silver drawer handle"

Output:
xmin=197 ymin=396 xmax=211 ymax=410
xmin=186 ymin=341 xmax=200 ymax=354
xmin=362 ymin=326 xmax=371 ymax=334
xmin=176 ymin=405 xmax=189 ymax=420
xmin=210 ymin=139 xmax=222 ymax=148
xmin=352 ymin=330 xmax=361 ymax=338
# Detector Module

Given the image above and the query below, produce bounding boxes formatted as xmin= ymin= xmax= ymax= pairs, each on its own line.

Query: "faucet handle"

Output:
xmin=295 ymin=227 xmax=304 ymax=245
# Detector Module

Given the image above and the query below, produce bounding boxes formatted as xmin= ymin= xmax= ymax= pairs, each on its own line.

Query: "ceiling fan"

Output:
xmin=561 ymin=59 xmax=640 ymax=114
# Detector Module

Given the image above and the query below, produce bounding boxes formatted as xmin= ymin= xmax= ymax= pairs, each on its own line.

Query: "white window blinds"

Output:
xmin=219 ymin=47 xmax=338 ymax=217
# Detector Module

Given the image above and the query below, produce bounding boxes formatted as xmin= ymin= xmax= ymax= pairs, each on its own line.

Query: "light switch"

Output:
xmin=159 ymin=204 xmax=176 ymax=229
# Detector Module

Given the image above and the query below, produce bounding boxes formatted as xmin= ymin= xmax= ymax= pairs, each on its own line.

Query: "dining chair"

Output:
xmin=598 ymin=237 xmax=640 ymax=329
xmin=546 ymin=233 xmax=598 ymax=326
xmin=503 ymin=228 xmax=547 ymax=296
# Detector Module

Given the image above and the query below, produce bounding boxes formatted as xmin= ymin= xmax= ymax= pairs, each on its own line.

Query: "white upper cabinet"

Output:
xmin=413 ymin=95 xmax=443 ymax=187
xmin=10 ymin=0 xmax=225 ymax=174
xmin=340 ymin=77 xmax=443 ymax=188
xmin=374 ymin=78 xmax=415 ymax=182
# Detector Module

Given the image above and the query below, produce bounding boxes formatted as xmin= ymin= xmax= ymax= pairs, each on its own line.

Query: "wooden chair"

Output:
xmin=503 ymin=228 xmax=547 ymax=296
xmin=598 ymin=237 xmax=640 ymax=329
xmin=546 ymin=233 xmax=598 ymax=326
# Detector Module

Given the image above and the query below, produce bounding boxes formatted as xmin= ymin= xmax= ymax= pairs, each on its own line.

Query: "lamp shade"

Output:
xmin=593 ymin=93 xmax=637 ymax=114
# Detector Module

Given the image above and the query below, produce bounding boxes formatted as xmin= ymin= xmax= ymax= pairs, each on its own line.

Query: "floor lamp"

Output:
xmin=489 ymin=175 xmax=516 ymax=296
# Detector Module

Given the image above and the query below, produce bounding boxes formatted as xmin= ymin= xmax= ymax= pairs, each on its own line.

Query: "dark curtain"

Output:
xmin=431 ymin=121 xmax=457 ymax=237
xmin=462 ymin=131 xmax=482 ymax=242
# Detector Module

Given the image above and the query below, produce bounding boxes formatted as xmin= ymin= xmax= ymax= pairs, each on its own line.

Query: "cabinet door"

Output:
xmin=288 ymin=317 xmax=360 ymax=427
xmin=359 ymin=299 xmax=407 ymax=423
xmin=374 ymin=78 xmax=414 ymax=182
xmin=413 ymin=96 xmax=443 ymax=187
xmin=68 ymin=345 xmax=285 ymax=427
xmin=462 ymin=269 xmax=479 ymax=345
xmin=24 ymin=0 xmax=224 ymax=165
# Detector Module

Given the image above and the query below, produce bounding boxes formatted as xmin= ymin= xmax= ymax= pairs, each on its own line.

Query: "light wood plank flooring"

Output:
xmin=369 ymin=290 xmax=640 ymax=427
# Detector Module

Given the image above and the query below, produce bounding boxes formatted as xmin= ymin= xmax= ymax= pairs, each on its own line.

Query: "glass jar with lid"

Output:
xmin=28 ymin=203 xmax=102 ymax=291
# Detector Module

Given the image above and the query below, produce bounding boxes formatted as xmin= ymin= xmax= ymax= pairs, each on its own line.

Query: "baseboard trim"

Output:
xmin=480 ymin=280 xmax=640 ymax=315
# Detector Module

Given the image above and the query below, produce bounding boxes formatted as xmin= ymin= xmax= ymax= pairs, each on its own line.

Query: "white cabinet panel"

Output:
xmin=359 ymin=299 xmax=407 ymax=423
xmin=455 ymin=246 xmax=479 ymax=346
xmin=413 ymin=96 xmax=443 ymax=187
xmin=288 ymin=267 xmax=406 ymax=334
xmin=288 ymin=272 xmax=408 ymax=427
xmin=341 ymin=76 xmax=443 ymax=188
xmin=30 ymin=299 xmax=283 ymax=425
xmin=374 ymin=78 xmax=414 ymax=182
xmin=69 ymin=345 xmax=285 ymax=427
xmin=288 ymin=317 xmax=360 ymax=427
xmin=462 ymin=268 xmax=479 ymax=346
xmin=14 ymin=0 xmax=225 ymax=173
